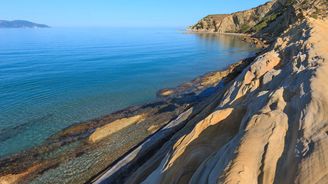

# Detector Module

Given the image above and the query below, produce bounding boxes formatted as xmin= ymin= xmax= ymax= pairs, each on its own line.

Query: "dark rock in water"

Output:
xmin=0 ymin=20 xmax=50 ymax=28
xmin=0 ymin=114 xmax=54 ymax=142
xmin=157 ymin=56 xmax=255 ymax=100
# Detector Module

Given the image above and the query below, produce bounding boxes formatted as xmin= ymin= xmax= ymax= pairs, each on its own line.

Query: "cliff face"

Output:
xmin=190 ymin=0 xmax=327 ymax=42
xmin=189 ymin=0 xmax=281 ymax=33
xmin=93 ymin=0 xmax=328 ymax=183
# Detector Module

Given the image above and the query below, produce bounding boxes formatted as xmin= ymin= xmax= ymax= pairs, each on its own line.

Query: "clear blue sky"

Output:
xmin=1 ymin=0 xmax=269 ymax=27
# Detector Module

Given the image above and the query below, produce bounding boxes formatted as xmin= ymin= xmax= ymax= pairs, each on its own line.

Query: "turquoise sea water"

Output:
xmin=0 ymin=28 xmax=257 ymax=157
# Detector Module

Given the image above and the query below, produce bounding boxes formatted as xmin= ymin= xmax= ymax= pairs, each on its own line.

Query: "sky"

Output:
xmin=1 ymin=0 xmax=269 ymax=27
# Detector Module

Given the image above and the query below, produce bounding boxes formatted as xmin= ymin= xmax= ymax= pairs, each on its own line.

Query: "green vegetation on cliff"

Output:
xmin=251 ymin=12 xmax=281 ymax=32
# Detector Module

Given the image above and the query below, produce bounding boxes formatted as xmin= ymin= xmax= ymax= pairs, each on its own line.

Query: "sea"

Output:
xmin=0 ymin=27 xmax=258 ymax=157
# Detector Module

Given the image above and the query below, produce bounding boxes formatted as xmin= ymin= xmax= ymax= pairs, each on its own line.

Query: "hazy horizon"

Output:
xmin=1 ymin=0 xmax=268 ymax=27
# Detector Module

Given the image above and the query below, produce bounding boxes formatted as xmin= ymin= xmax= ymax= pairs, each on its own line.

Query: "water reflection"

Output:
xmin=195 ymin=33 xmax=255 ymax=50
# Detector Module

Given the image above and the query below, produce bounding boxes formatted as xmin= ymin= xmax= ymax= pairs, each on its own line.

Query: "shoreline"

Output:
xmin=185 ymin=29 xmax=249 ymax=36
xmin=185 ymin=29 xmax=268 ymax=48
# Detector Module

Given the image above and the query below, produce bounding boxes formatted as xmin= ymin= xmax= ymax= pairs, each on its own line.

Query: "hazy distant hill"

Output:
xmin=0 ymin=20 xmax=50 ymax=28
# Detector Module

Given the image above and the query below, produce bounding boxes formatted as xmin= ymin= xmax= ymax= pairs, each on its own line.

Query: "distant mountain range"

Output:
xmin=0 ymin=20 xmax=50 ymax=28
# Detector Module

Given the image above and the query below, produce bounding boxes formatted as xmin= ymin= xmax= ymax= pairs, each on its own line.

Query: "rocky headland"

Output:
xmin=0 ymin=20 xmax=49 ymax=28
xmin=1 ymin=0 xmax=328 ymax=183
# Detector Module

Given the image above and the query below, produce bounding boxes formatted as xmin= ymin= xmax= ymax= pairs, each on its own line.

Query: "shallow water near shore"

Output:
xmin=0 ymin=27 xmax=257 ymax=157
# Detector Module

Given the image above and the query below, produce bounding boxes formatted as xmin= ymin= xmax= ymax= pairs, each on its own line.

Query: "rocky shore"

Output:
xmin=1 ymin=0 xmax=327 ymax=183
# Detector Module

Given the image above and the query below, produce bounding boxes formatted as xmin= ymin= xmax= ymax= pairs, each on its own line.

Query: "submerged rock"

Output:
xmin=88 ymin=114 xmax=147 ymax=143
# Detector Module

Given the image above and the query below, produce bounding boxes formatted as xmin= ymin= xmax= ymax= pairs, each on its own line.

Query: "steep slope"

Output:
xmin=190 ymin=0 xmax=327 ymax=42
xmin=189 ymin=0 xmax=282 ymax=33
xmin=93 ymin=0 xmax=328 ymax=183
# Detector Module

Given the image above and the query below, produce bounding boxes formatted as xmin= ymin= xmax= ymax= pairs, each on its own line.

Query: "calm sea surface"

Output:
xmin=0 ymin=28 xmax=257 ymax=157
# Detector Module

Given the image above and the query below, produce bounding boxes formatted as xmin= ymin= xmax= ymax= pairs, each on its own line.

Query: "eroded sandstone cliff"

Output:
xmin=93 ymin=0 xmax=328 ymax=183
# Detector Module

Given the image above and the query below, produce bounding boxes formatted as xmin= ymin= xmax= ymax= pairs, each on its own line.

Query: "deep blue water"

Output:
xmin=0 ymin=28 xmax=257 ymax=157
